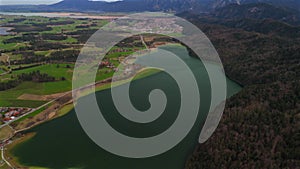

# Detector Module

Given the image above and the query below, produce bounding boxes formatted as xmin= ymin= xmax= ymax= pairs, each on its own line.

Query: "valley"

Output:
xmin=0 ymin=1 xmax=299 ymax=169
xmin=0 ymin=13 xmax=214 ymax=169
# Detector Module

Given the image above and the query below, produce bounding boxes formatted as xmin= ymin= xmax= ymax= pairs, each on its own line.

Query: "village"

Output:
xmin=0 ymin=107 xmax=32 ymax=124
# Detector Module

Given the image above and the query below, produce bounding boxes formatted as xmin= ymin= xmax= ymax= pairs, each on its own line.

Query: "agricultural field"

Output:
xmin=0 ymin=13 xmax=165 ymax=149
xmin=0 ymin=64 xmax=73 ymax=107
xmin=0 ymin=15 xmax=110 ymax=107
xmin=0 ymin=14 xmax=177 ymax=130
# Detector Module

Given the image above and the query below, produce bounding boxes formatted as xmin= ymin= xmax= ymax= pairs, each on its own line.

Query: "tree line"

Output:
xmin=0 ymin=70 xmax=65 ymax=91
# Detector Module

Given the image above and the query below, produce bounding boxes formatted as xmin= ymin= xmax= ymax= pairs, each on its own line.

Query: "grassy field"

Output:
xmin=10 ymin=67 xmax=161 ymax=130
xmin=34 ymin=51 xmax=50 ymax=56
xmin=0 ymin=15 xmax=132 ymax=108
xmin=0 ymin=14 xmax=110 ymax=106
xmin=0 ymin=36 xmax=26 ymax=51
xmin=57 ymin=103 xmax=74 ymax=117
xmin=0 ymin=64 xmax=74 ymax=107
xmin=0 ymin=125 xmax=14 ymax=142
xmin=0 ymin=14 xmax=168 ymax=118
xmin=0 ymin=152 xmax=9 ymax=169
xmin=0 ymin=163 xmax=10 ymax=169
xmin=0 ymin=14 xmax=183 ymax=169
xmin=2 ymin=63 xmax=73 ymax=80
xmin=0 ymin=14 xmax=164 ymax=169
xmin=0 ymin=59 xmax=156 ymax=107
xmin=46 ymin=36 xmax=78 ymax=43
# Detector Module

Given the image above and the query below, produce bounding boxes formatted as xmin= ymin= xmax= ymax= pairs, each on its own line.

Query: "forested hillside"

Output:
xmin=180 ymin=12 xmax=300 ymax=169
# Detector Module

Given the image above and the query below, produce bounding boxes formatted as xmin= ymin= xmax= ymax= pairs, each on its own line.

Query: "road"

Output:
xmin=1 ymin=146 xmax=13 ymax=169
xmin=0 ymin=107 xmax=38 ymax=129
xmin=0 ymin=35 xmax=150 ymax=129
xmin=0 ymin=58 xmax=152 ymax=129
xmin=140 ymin=35 xmax=149 ymax=50
xmin=0 ymin=77 xmax=108 ymax=129
xmin=0 ymin=93 xmax=65 ymax=129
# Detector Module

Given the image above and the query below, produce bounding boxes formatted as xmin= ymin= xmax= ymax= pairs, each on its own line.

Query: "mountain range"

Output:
xmin=1 ymin=0 xmax=299 ymax=13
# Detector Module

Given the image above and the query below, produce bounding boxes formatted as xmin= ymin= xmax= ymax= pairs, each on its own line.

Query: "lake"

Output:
xmin=11 ymin=45 xmax=241 ymax=169
xmin=0 ymin=27 xmax=12 ymax=35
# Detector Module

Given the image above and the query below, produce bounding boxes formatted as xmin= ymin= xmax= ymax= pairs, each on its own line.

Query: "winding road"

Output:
xmin=1 ymin=146 xmax=13 ymax=169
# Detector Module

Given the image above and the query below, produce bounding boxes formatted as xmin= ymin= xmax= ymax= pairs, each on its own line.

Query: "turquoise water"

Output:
xmin=12 ymin=46 xmax=241 ymax=169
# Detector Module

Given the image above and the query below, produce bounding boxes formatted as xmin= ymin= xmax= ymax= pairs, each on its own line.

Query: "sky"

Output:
xmin=0 ymin=0 xmax=119 ymax=5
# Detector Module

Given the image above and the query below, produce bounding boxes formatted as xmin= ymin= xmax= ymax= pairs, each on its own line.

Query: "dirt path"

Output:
xmin=140 ymin=35 xmax=149 ymax=50
xmin=7 ymin=55 xmax=10 ymax=68
xmin=17 ymin=92 xmax=68 ymax=101
xmin=1 ymin=146 xmax=13 ymax=169
xmin=0 ymin=54 xmax=10 ymax=76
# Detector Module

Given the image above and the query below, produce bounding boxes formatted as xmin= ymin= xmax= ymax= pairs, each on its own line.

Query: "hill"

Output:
xmin=178 ymin=11 xmax=300 ymax=169
xmin=213 ymin=3 xmax=300 ymax=25
xmin=179 ymin=3 xmax=300 ymax=37
xmin=211 ymin=0 xmax=300 ymax=10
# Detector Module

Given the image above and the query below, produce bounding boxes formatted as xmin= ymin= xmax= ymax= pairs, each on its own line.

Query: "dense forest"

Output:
xmin=181 ymin=10 xmax=300 ymax=169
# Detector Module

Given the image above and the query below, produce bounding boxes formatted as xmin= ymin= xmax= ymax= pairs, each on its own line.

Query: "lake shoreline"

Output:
xmin=4 ymin=44 xmax=242 ymax=169
xmin=0 ymin=27 xmax=13 ymax=35
xmin=3 ymin=68 xmax=161 ymax=169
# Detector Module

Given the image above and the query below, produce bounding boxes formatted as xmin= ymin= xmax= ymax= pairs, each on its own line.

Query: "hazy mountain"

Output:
xmin=49 ymin=0 xmax=299 ymax=13
xmin=0 ymin=0 xmax=299 ymax=13
xmin=49 ymin=0 xmax=210 ymax=13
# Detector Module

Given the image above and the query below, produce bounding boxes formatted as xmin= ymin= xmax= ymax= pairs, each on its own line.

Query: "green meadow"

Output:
xmin=0 ymin=64 xmax=74 ymax=107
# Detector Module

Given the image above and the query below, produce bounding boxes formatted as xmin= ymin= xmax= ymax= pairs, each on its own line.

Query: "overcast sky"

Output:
xmin=0 ymin=0 xmax=119 ymax=5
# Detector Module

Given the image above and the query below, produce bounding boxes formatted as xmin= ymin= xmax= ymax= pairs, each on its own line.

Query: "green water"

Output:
xmin=11 ymin=46 xmax=241 ymax=169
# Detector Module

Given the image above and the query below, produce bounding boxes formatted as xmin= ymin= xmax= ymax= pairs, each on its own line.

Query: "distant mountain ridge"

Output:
xmin=50 ymin=0 xmax=300 ymax=12
xmin=1 ymin=0 xmax=299 ymax=13
xmin=49 ymin=0 xmax=208 ymax=12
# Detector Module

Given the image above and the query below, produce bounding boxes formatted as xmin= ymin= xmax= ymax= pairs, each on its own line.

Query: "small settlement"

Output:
xmin=0 ymin=107 xmax=32 ymax=123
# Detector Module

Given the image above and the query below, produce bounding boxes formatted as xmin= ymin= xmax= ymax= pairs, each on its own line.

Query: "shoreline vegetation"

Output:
xmin=0 ymin=13 xmax=173 ymax=167
xmin=5 ymin=69 xmax=160 ymax=169
xmin=0 ymin=39 xmax=241 ymax=169
xmin=1 ymin=67 xmax=162 ymax=169
xmin=0 ymin=13 xmax=242 ymax=169
xmin=1 ymin=3 xmax=298 ymax=168
xmin=2 ymin=53 xmax=240 ymax=169
xmin=0 ymin=43 xmax=238 ymax=169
